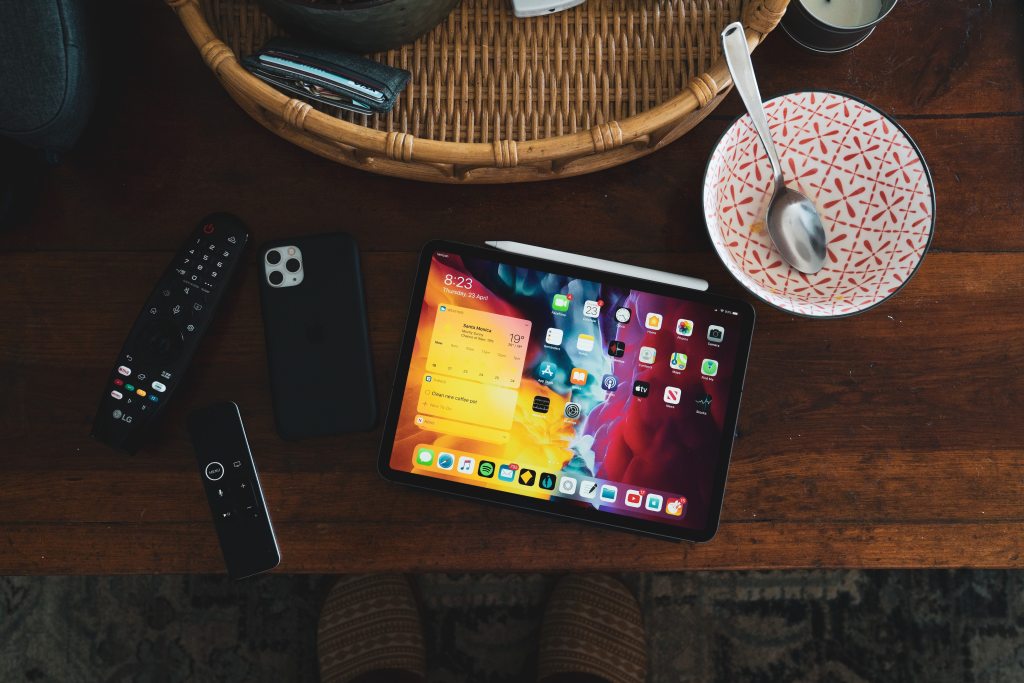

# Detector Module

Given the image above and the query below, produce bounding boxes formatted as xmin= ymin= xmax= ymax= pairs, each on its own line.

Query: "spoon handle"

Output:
xmin=721 ymin=22 xmax=784 ymax=189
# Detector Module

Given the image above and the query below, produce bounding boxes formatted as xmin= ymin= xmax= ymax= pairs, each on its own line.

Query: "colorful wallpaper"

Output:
xmin=389 ymin=252 xmax=743 ymax=530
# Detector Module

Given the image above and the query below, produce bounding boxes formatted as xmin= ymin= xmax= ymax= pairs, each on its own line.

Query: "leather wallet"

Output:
xmin=242 ymin=38 xmax=411 ymax=115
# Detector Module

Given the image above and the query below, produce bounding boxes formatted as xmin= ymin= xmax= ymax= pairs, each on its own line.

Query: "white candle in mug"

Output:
xmin=799 ymin=0 xmax=883 ymax=27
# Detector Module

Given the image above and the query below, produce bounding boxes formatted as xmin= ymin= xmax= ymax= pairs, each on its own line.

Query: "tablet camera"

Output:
xmin=264 ymin=246 xmax=304 ymax=288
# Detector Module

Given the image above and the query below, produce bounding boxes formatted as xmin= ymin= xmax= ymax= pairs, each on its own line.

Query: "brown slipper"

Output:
xmin=317 ymin=574 xmax=427 ymax=683
xmin=538 ymin=574 xmax=647 ymax=683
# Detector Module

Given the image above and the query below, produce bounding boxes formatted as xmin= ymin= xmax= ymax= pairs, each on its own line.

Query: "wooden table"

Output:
xmin=2 ymin=0 xmax=1021 ymax=574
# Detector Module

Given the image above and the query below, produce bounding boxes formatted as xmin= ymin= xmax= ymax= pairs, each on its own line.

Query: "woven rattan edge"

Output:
xmin=171 ymin=0 xmax=788 ymax=182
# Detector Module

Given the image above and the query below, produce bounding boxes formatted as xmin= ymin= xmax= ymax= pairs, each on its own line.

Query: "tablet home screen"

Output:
xmin=387 ymin=250 xmax=746 ymax=530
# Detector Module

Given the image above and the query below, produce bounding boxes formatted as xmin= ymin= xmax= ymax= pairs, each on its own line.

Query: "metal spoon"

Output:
xmin=721 ymin=22 xmax=827 ymax=274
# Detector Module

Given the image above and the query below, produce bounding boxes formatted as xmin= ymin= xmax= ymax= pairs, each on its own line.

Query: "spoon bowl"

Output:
xmin=722 ymin=22 xmax=828 ymax=274
xmin=767 ymin=186 xmax=827 ymax=273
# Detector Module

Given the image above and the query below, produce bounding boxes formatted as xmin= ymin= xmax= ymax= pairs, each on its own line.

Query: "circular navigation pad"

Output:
xmin=137 ymin=318 xmax=184 ymax=364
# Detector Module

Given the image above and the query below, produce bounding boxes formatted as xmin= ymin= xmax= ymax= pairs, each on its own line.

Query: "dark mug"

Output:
xmin=258 ymin=0 xmax=461 ymax=53
xmin=781 ymin=0 xmax=898 ymax=53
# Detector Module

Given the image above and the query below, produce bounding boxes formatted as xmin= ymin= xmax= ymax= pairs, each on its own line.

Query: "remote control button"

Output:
xmin=110 ymin=390 xmax=123 ymax=400
xmin=160 ymin=370 xmax=172 ymax=380
xmin=202 ymin=223 xmax=215 ymax=235
xmin=135 ymin=388 xmax=147 ymax=397
xmin=227 ymin=236 xmax=237 ymax=244
xmin=151 ymin=381 xmax=167 ymax=393
xmin=148 ymin=395 xmax=159 ymax=403
xmin=232 ymin=460 xmax=243 ymax=469
xmin=118 ymin=366 xmax=131 ymax=376
xmin=125 ymin=383 xmax=135 ymax=392
xmin=114 ymin=378 xmax=124 ymax=387
xmin=112 ymin=409 xmax=123 ymax=419
xmin=137 ymin=319 xmax=184 ymax=364
xmin=205 ymin=462 xmax=225 ymax=481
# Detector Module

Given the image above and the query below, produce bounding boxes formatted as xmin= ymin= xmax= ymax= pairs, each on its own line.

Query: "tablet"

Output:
xmin=378 ymin=241 xmax=755 ymax=541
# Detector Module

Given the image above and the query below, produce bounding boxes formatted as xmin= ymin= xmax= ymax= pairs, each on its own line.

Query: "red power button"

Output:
xmin=202 ymin=223 xmax=215 ymax=234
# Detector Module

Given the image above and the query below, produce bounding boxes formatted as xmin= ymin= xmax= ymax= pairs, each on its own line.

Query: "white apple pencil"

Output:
xmin=484 ymin=241 xmax=709 ymax=292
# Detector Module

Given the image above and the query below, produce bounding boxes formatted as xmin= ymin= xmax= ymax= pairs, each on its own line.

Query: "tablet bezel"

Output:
xmin=377 ymin=240 xmax=755 ymax=542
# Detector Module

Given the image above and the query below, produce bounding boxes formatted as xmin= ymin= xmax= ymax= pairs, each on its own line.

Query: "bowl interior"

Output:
xmin=703 ymin=91 xmax=934 ymax=318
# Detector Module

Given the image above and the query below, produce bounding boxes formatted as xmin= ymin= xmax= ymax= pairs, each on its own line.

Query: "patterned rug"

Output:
xmin=1 ymin=571 xmax=1022 ymax=682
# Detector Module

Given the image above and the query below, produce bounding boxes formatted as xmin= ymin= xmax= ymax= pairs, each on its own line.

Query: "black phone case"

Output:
xmin=258 ymin=233 xmax=376 ymax=439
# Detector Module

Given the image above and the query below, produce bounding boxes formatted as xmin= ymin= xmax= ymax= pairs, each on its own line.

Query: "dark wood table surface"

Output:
xmin=1 ymin=0 xmax=1022 ymax=574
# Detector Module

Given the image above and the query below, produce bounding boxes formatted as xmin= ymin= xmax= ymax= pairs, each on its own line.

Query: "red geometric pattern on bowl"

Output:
xmin=703 ymin=91 xmax=934 ymax=318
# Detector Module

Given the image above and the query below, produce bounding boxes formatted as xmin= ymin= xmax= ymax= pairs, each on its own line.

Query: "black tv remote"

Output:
xmin=187 ymin=402 xmax=280 ymax=580
xmin=91 ymin=213 xmax=249 ymax=453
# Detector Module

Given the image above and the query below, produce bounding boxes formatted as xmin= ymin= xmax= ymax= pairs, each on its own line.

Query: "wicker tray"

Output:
xmin=169 ymin=0 xmax=788 ymax=183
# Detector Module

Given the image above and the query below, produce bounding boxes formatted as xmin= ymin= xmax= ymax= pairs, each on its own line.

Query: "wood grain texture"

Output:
xmin=0 ymin=0 xmax=1021 ymax=573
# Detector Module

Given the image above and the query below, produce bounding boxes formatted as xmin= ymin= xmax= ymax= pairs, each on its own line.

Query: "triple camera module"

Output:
xmin=264 ymin=246 xmax=304 ymax=288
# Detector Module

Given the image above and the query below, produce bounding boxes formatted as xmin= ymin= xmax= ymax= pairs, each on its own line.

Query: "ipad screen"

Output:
xmin=384 ymin=246 xmax=752 ymax=536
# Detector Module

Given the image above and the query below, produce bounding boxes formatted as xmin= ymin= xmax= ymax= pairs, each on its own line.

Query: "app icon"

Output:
xmin=583 ymin=300 xmax=602 ymax=318
xmin=570 ymin=368 xmax=588 ymax=385
xmin=498 ymin=465 xmax=516 ymax=482
xmin=415 ymin=448 xmax=434 ymax=466
xmin=663 ymin=386 xmax=681 ymax=405
xmin=644 ymin=495 xmax=663 ymax=513
xmin=564 ymin=402 xmax=582 ymax=419
xmin=478 ymin=461 xmax=495 ymax=478
xmin=632 ymin=381 xmax=650 ymax=398
xmin=614 ymin=307 xmax=632 ymax=324
xmin=457 ymin=456 xmax=476 ymax=474
xmin=665 ymin=497 xmax=688 ymax=517
xmin=539 ymin=472 xmax=557 ymax=490
xmin=552 ymin=294 xmax=570 ymax=312
xmin=676 ymin=319 xmax=694 ymax=336
xmin=576 ymin=334 xmax=595 ymax=352
xmin=670 ymin=352 xmax=688 ymax=370
xmin=625 ymin=489 xmax=643 ymax=507
xmin=600 ymin=484 xmax=618 ymax=502
xmin=579 ymin=480 xmax=599 ymax=499
xmin=639 ymin=346 xmax=657 ymax=364
xmin=437 ymin=452 xmax=455 ymax=470
xmin=701 ymin=359 xmax=719 ymax=377
xmin=601 ymin=374 xmax=618 ymax=391
xmin=607 ymin=340 xmax=626 ymax=357
xmin=518 ymin=469 xmax=536 ymax=486
xmin=707 ymin=325 xmax=725 ymax=343
xmin=533 ymin=396 xmax=551 ymax=413
xmin=537 ymin=362 xmax=557 ymax=380
xmin=558 ymin=476 xmax=578 ymax=495
xmin=696 ymin=395 xmax=712 ymax=411
xmin=545 ymin=328 xmax=564 ymax=346
xmin=644 ymin=312 xmax=663 ymax=330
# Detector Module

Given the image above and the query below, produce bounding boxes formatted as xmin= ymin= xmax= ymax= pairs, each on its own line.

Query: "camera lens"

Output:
xmin=269 ymin=270 xmax=284 ymax=285
xmin=285 ymin=258 xmax=301 ymax=273
xmin=266 ymin=250 xmax=281 ymax=265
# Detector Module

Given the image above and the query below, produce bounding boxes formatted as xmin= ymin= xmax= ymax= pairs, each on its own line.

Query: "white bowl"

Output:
xmin=703 ymin=91 xmax=935 ymax=318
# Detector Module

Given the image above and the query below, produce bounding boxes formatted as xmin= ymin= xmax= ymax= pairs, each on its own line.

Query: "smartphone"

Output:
xmin=258 ymin=233 xmax=376 ymax=439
